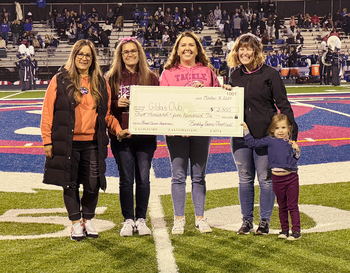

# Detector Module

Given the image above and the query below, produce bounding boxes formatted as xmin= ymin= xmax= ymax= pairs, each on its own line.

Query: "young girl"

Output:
xmin=242 ymin=114 xmax=301 ymax=241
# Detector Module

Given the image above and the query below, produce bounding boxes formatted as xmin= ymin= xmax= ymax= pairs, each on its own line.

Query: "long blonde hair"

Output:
xmin=65 ymin=39 xmax=102 ymax=107
xmin=226 ymin=33 xmax=265 ymax=68
xmin=106 ymin=39 xmax=151 ymax=99
xmin=164 ymin=31 xmax=213 ymax=70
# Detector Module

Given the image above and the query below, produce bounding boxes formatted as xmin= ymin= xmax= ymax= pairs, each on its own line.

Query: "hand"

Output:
xmin=290 ymin=140 xmax=300 ymax=152
xmin=118 ymin=97 xmax=130 ymax=108
xmin=44 ymin=145 xmax=53 ymax=158
xmin=117 ymin=129 xmax=132 ymax=141
xmin=192 ymin=82 xmax=204 ymax=88
xmin=241 ymin=122 xmax=248 ymax=130
xmin=222 ymin=84 xmax=232 ymax=90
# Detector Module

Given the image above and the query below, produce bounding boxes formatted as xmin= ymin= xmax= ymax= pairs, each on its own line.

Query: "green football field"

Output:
xmin=1 ymin=85 xmax=350 ymax=272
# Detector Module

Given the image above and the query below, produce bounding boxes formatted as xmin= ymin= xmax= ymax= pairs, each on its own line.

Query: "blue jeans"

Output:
xmin=166 ymin=136 xmax=211 ymax=217
xmin=231 ymin=137 xmax=275 ymax=222
xmin=110 ymin=135 xmax=156 ymax=220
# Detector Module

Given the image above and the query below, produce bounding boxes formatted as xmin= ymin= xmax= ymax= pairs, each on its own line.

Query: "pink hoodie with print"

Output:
xmin=159 ymin=63 xmax=220 ymax=87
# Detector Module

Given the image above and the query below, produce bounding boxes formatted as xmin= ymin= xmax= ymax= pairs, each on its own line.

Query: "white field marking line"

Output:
xmin=1 ymin=92 xmax=23 ymax=100
xmin=290 ymin=100 xmax=350 ymax=118
xmin=149 ymin=167 xmax=179 ymax=273
xmin=0 ymin=105 xmax=42 ymax=110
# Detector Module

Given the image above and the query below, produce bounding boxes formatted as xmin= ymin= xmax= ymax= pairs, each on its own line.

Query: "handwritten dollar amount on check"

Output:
xmin=129 ymin=86 xmax=244 ymax=137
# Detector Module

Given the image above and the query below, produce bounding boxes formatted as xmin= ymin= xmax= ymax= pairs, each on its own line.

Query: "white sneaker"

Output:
xmin=83 ymin=220 xmax=99 ymax=238
xmin=71 ymin=222 xmax=85 ymax=241
xmin=195 ymin=218 xmax=212 ymax=233
xmin=120 ymin=219 xmax=135 ymax=237
xmin=135 ymin=218 xmax=152 ymax=235
xmin=172 ymin=217 xmax=185 ymax=235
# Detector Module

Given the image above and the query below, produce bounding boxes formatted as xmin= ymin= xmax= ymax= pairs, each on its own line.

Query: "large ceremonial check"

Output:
xmin=128 ymin=86 xmax=244 ymax=137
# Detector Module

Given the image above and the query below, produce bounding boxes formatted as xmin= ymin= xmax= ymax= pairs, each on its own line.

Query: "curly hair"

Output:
xmin=164 ymin=31 xmax=213 ymax=70
xmin=226 ymin=33 xmax=265 ymax=68
xmin=65 ymin=39 xmax=102 ymax=107
xmin=106 ymin=39 xmax=152 ymax=99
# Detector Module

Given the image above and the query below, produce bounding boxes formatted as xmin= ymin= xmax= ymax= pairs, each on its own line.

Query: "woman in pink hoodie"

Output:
xmin=160 ymin=31 xmax=219 ymax=235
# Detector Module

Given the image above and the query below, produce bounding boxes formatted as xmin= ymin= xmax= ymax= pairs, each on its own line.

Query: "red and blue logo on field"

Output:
xmin=1 ymin=94 xmax=350 ymax=177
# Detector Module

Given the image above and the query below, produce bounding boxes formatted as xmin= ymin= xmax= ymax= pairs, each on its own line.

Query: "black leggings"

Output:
xmin=63 ymin=141 xmax=100 ymax=221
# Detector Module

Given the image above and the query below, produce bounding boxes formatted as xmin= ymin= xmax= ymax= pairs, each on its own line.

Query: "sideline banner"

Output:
xmin=129 ymin=86 xmax=244 ymax=137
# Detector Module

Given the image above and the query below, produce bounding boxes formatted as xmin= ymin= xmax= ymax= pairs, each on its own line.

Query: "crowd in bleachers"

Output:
xmin=1 ymin=1 xmax=350 ymax=82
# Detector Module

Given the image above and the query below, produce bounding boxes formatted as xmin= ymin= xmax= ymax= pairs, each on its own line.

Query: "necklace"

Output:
xmin=80 ymin=86 xmax=89 ymax=95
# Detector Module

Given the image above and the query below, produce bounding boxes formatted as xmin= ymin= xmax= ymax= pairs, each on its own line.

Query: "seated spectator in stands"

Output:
xmin=197 ymin=6 xmax=204 ymax=21
xmin=295 ymin=31 xmax=304 ymax=44
xmin=140 ymin=15 xmax=149 ymax=29
xmin=26 ymin=12 xmax=33 ymax=24
xmin=11 ymin=19 xmax=23 ymax=47
xmin=162 ymin=30 xmax=169 ymax=44
xmin=2 ymin=7 xmax=11 ymax=22
xmin=255 ymin=0 xmax=265 ymax=21
xmin=289 ymin=16 xmax=296 ymax=32
xmin=106 ymin=8 xmax=114 ymax=22
xmin=23 ymin=18 xmax=32 ymax=35
xmin=261 ymin=29 xmax=270 ymax=44
xmin=207 ymin=10 xmax=216 ymax=27
xmin=44 ymin=34 xmax=50 ymax=48
xmin=154 ymin=7 xmax=164 ymax=21
xmin=174 ymin=7 xmax=181 ymax=24
xmin=196 ymin=17 xmax=204 ymax=32
xmin=164 ymin=8 xmax=172 ymax=25
xmin=89 ymin=7 xmax=98 ymax=20
xmin=200 ymin=37 xmax=207 ymax=47
xmin=304 ymin=13 xmax=311 ymax=29
xmin=154 ymin=15 xmax=161 ymax=28
xmin=0 ymin=36 xmax=6 ymax=49
xmin=148 ymin=16 xmax=155 ymax=28
xmin=68 ymin=19 xmax=77 ymax=43
xmin=169 ymin=26 xmax=178 ymax=43
xmin=214 ymin=5 xmax=222 ymax=21
xmin=283 ymin=26 xmax=294 ymax=44
xmin=92 ymin=17 xmax=100 ymax=31
xmin=145 ymin=40 xmax=157 ymax=56
xmin=163 ymin=36 xmax=173 ymax=47
xmin=80 ymin=11 xmax=89 ymax=24
xmin=114 ymin=4 xmax=123 ymax=31
xmin=141 ymin=7 xmax=150 ymax=20
xmin=61 ymin=8 xmax=68 ymax=20
xmin=47 ymin=11 xmax=55 ymax=28
xmin=102 ymin=19 xmax=113 ymax=36
xmin=181 ymin=8 xmax=188 ymax=22
xmin=183 ymin=17 xmax=192 ymax=31
xmin=133 ymin=8 xmax=141 ymax=24
xmin=98 ymin=28 xmax=109 ymax=48
xmin=297 ymin=13 xmax=305 ymax=29
xmin=213 ymin=38 xmax=223 ymax=55
xmin=311 ymin=13 xmax=320 ymax=29
xmin=322 ymin=14 xmax=333 ymax=30
xmin=259 ymin=17 xmax=266 ymax=34
xmin=49 ymin=34 xmax=59 ymax=47
xmin=76 ymin=23 xmax=84 ymax=40
xmin=333 ymin=10 xmax=342 ymax=28
xmin=65 ymin=11 xmax=73 ymax=28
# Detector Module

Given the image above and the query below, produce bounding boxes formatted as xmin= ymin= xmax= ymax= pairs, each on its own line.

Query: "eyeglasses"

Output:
xmin=122 ymin=49 xmax=138 ymax=56
xmin=76 ymin=53 xmax=92 ymax=60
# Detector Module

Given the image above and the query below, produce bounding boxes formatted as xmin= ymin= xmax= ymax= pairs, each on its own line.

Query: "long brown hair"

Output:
xmin=164 ymin=31 xmax=213 ymax=70
xmin=65 ymin=39 xmax=102 ymax=106
xmin=106 ymin=39 xmax=152 ymax=99
xmin=226 ymin=33 xmax=265 ymax=68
